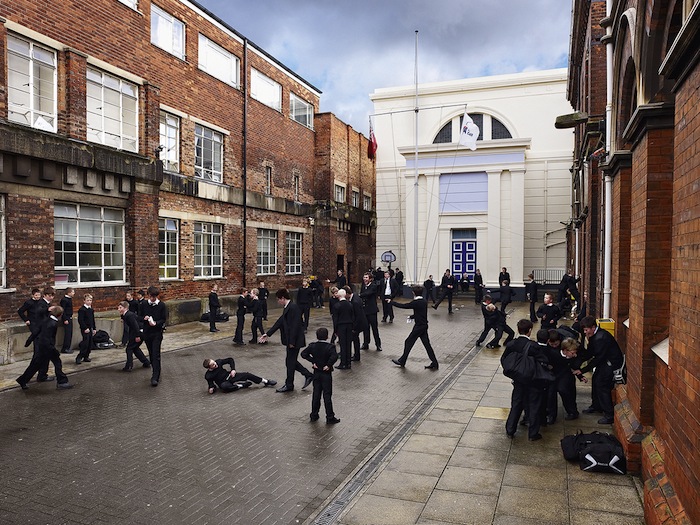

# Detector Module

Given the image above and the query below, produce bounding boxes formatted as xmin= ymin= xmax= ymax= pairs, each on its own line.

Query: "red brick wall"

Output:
xmin=611 ymin=164 xmax=631 ymax=349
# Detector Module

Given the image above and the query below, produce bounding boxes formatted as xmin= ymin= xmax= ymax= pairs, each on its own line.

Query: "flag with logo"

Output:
xmin=368 ymin=120 xmax=378 ymax=160
xmin=458 ymin=110 xmax=479 ymax=151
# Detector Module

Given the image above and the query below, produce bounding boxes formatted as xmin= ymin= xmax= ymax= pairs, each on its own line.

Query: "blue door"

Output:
xmin=451 ymin=230 xmax=477 ymax=279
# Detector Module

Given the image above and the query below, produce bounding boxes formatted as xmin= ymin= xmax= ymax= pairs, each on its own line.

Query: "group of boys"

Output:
xmin=230 ymin=283 xmax=269 ymax=345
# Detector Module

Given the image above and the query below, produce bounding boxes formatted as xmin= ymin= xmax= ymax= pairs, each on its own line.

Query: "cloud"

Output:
xmin=196 ymin=0 xmax=571 ymax=134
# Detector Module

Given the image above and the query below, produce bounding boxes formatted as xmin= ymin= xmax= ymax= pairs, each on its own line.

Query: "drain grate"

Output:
xmin=310 ymin=343 xmax=484 ymax=524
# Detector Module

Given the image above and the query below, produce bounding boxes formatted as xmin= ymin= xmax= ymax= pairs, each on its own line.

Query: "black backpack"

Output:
xmin=561 ymin=431 xmax=627 ymax=474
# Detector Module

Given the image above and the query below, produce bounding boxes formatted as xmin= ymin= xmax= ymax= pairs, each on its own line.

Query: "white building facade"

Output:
xmin=370 ymin=69 xmax=574 ymax=290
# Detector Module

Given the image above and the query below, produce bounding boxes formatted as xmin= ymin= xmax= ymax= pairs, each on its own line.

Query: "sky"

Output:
xmin=195 ymin=0 xmax=572 ymax=136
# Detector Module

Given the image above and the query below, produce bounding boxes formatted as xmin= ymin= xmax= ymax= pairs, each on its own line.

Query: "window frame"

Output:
xmin=293 ymin=173 xmax=300 ymax=201
xmin=158 ymin=218 xmax=179 ymax=280
xmin=0 ymin=196 xmax=6 ymax=289
xmin=193 ymin=222 xmax=223 ymax=278
xmin=265 ymin=166 xmax=273 ymax=195
xmin=351 ymin=189 xmax=360 ymax=208
xmin=117 ymin=0 xmax=138 ymax=9
xmin=257 ymin=229 xmax=278 ymax=275
xmin=251 ymin=68 xmax=282 ymax=112
xmin=194 ymin=123 xmax=223 ymax=182
xmin=290 ymin=93 xmax=314 ymax=129
xmin=159 ymin=111 xmax=180 ymax=172
xmin=363 ymin=193 xmax=372 ymax=211
xmin=198 ymin=34 xmax=239 ymax=88
xmin=151 ymin=4 xmax=186 ymax=60
xmin=285 ymin=232 xmax=303 ymax=275
xmin=7 ymin=34 xmax=58 ymax=132
xmin=86 ymin=67 xmax=139 ymax=152
xmin=54 ymin=203 xmax=126 ymax=285
xmin=334 ymin=183 xmax=346 ymax=204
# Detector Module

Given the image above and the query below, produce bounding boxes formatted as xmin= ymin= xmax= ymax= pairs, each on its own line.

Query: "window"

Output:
xmin=7 ymin=34 xmax=57 ymax=132
xmin=363 ymin=194 xmax=372 ymax=211
xmin=433 ymin=113 xmax=516 ymax=144
xmin=285 ymin=232 xmax=302 ymax=275
xmin=151 ymin=4 xmax=185 ymax=60
xmin=251 ymin=69 xmax=282 ymax=111
xmin=118 ymin=0 xmax=138 ymax=9
xmin=159 ymin=112 xmax=180 ymax=172
xmin=257 ymin=229 xmax=277 ymax=275
xmin=491 ymin=118 xmax=512 ymax=140
xmin=0 ymin=196 xmax=6 ymax=288
xmin=351 ymin=190 xmax=360 ymax=208
xmin=198 ymin=34 xmax=239 ymax=87
xmin=86 ymin=67 xmax=138 ymax=152
xmin=195 ymin=124 xmax=223 ymax=182
xmin=265 ymin=166 xmax=273 ymax=195
xmin=293 ymin=174 xmax=300 ymax=201
xmin=334 ymin=183 xmax=346 ymax=203
xmin=194 ymin=222 xmax=222 ymax=278
xmin=290 ymin=93 xmax=313 ymax=129
xmin=158 ymin=218 xmax=179 ymax=279
xmin=54 ymin=203 xmax=125 ymax=284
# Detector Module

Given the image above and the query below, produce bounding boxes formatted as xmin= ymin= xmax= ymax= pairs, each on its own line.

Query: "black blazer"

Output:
xmin=296 ymin=287 xmax=312 ymax=306
xmin=359 ymin=281 xmax=380 ymax=314
xmin=267 ymin=301 xmax=306 ymax=348
xmin=301 ymin=341 xmax=338 ymax=373
xmin=380 ymin=278 xmax=399 ymax=298
xmin=60 ymin=296 xmax=74 ymax=321
xmin=334 ymin=299 xmax=354 ymax=326
xmin=581 ymin=328 xmax=623 ymax=373
xmin=391 ymin=297 xmax=429 ymax=328
xmin=350 ymin=294 xmax=369 ymax=331
xmin=536 ymin=303 xmax=561 ymax=329
xmin=209 ymin=292 xmax=221 ymax=310
xmin=140 ymin=300 xmax=167 ymax=335
xmin=525 ymin=280 xmax=539 ymax=302
xmin=121 ymin=310 xmax=142 ymax=342
xmin=78 ymin=305 xmax=96 ymax=332
xmin=440 ymin=274 xmax=456 ymax=290
xmin=26 ymin=315 xmax=60 ymax=350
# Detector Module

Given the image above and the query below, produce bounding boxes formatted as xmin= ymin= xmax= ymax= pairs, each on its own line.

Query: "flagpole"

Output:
xmin=413 ymin=30 xmax=419 ymax=286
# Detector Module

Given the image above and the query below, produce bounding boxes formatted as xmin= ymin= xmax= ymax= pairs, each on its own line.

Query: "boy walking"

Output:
xmin=60 ymin=287 xmax=75 ymax=353
xmin=76 ymin=294 xmax=96 ymax=364
xmin=301 ymin=328 xmax=340 ymax=424
xmin=390 ymin=285 xmax=439 ymax=369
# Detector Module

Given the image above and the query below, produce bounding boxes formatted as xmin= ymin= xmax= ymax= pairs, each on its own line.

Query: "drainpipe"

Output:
xmin=243 ymin=39 xmax=248 ymax=287
xmin=603 ymin=0 xmax=613 ymax=318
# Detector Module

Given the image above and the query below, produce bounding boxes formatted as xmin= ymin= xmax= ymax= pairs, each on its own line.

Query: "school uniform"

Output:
xmin=77 ymin=304 xmax=96 ymax=363
xmin=537 ymin=303 xmax=562 ymax=329
xmin=296 ymin=286 xmax=312 ymax=329
xmin=204 ymin=357 xmax=264 ymax=392
xmin=434 ymin=274 xmax=456 ymax=313
xmin=265 ymin=301 xmax=312 ymax=390
xmin=258 ymin=287 xmax=270 ymax=320
xmin=359 ymin=280 xmax=382 ymax=350
xmin=233 ymin=294 xmax=248 ymax=344
xmin=141 ymin=299 xmax=167 ymax=385
xmin=473 ymin=273 xmax=484 ymax=304
xmin=380 ymin=277 xmax=399 ymax=321
xmin=248 ymin=297 xmax=264 ymax=342
xmin=525 ymin=279 xmax=539 ymax=322
xmin=208 ymin=290 xmax=221 ymax=332
xmin=59 ymin=294 xmax=74 ymax=353
xmin=391 ymin=296 xmax=438 ymax=368
xmin=17 ymin=315 xmax=70 ymax=387
xmin=121 ymin=310 xmax=149 ymax=370
xmin=301 ymin=341 xmax=338 ymax=422
xmin=333 ymin=299 xmax=354 ymax=368
xmin=580 ymin=327 xmax=623 ymax=423
xmin=350 ymin=294 xmax=368 ymax=361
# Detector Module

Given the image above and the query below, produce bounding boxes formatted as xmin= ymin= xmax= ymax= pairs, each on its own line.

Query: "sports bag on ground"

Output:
xmin=561 ymin=431 xmax=626 ymax=474
xmin=92 ymin=329 xmax=115 ymax=349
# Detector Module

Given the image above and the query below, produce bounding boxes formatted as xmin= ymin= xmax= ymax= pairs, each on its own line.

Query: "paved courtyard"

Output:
xmin=0 ymin=297 xmax=645 ymax=525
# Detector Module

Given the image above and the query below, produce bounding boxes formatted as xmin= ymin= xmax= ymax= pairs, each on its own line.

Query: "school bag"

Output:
xmin=93 ymin=329 xmax=115 ymax=349
xmin=560 ymin=431 xmax=627 ymax=474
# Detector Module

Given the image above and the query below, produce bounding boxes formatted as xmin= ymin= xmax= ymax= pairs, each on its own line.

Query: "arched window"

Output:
xmin=432 ymin=113 xmax=511 ymax=143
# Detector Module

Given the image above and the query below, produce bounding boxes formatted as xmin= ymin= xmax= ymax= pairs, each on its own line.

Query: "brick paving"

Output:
xmin=0 ymin=296 xmax=487 ymax=525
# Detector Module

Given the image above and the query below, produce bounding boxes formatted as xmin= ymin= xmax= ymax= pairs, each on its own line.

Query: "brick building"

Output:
xmin=566 ymin=1 xmax=699 ymax=523
xmin=0 ymin=1 xmax=375 ymax=344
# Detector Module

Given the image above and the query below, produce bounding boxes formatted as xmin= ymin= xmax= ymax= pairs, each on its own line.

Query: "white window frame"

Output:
xmin=159 ymin=218 xmax=179 ymax=280
xmin=195 ymin=124 xmax=223 ymax=182
xmin=293 ymin=173 xmax=300 ymax=201
xmin=194 ymin=222 xmax=223 ymax=278
xmin=198 ymin=34 xmax=239 ymax=87
xmin=257 ymin=229 xmax=277 ymax=275
xmin=351 ymin=189 xmax=360 ymax=208
xmin=7 ymin=34 xmax=57 ymax=132
xmin=290 ymin=93 xmax=313 ymax=129
xmin=151 ymin=4 xmax=185 ymax=60
xmin=0 ymin=196 xmax=6 ymax=289
xmin=285 ymin=232 xmax=302 ymax=275
xmin=251 ymin=69 xmax=282 ymax=111
xmin=363 ymin=193 xmax=372 ymax=211
xmin=118 ymin=0 xmax=138 ymax=9
xmin=86 ymin=67 xmax=139 ymax=152
xmin=159 ymin=112 xmax=180 ymax=172
xmin=334 ymin=183 xmax=346 ymax=204
xmin=54 ymin=203 xmax=126 ymax=285
xmin=265 ymin=166 xmax=273 ymax=195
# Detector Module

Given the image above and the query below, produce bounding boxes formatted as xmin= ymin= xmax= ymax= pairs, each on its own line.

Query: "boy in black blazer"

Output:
xmin=76 ymin=293 xmax=96 ymax=364
xmin=301 ymin=327 xmax=340 ymax=424
xmin=59 ymin=287 xmax=75 ymax=353
xmin=390 ymin=285 xmax=439 ymax=369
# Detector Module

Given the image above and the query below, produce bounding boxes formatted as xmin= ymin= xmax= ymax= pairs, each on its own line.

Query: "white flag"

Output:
xmin=458 ymin=110 xmax=479 ymax=151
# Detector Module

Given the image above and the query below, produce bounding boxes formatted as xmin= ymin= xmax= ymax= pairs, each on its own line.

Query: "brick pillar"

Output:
xmin=141 ymin=82 xmax=161 ymax=159
xmin=127 ymin=186 xmax=161 ymax=289
xmin=63 ymin=48 xmax=88 ymax=140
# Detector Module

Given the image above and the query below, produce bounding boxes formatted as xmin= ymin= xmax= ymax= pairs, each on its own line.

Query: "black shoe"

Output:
xmin=520 ymin=419 xmax=528 ymax=426
xmin=432 ymin=305 xmax=438 ymax=310
xmin=475 ymin=342 xmax=482 ymax=347
xmin=391 ymin=359 xmax=405 ymax=367
xmin=381 ymin=318 xmax=387 ymax=323
xmin=122 ymin=366 xmax=132 ymax=372
xmin=142 ymin=362 xmax=151 ymax=368
xmin=210 ymin=329 xmax=219 ymax=333
xmin=232 ymin=341 xmax=246 ymax=345
xmin=276 ymin=385 xmax=293 ymax=393
xmin=389 ymin=318 xmax=393 ymax=323
xmin=546 ymin=417 xmax=556 ymax=425
xmin=302 ymin=376 xmax=313 ymax=390
xmin=448 ymin=311 xmax=453 ymax=315
xmin=248 ymin=340 xmax=257 ymax=344
xmin=506 ymin=432 xmax=515 ymax=438
xmin=425 ymin=363 xmax=439 ymax=370
xmin=150 ymin=379 xmax=159 ymax=387
xmin=263 ymin=379 xmax=277 ymax=387
xmin=565 ymin=413 xmax=579 ymax=420
xmin=16 ymin=379 xmax=29 ymax=390
xmin=529 ymin=433 xmax=543 ymax=441
xmin=376 ymin=347 xmax=382 ymax=352
xmin=37 ymin=376 xmax=55 ymax=382
xmin=326 ymin=417 xmax=341 ymax=424
xmin=310 ymin=414 xmax=319 ymax=422
xmin=582 ymin=407 xmax=601 ymax=414
xmin=351 ymin=356 xmax=361 ymax=361
xmin=597 ymin=416 xmax=614 ymax=425
xmin=57 ymin=382 xmax=73 ymax=390
xmin=61 ymin=349 xmax=73 ymax=354
xmin=235 ymin=381 xmax=252 ymax=389
xmin=485 ymin=344 xmax=496 ymax=349
xmin=361 ymin=345 xmax=369 ymax=350
xmin=82 ymin=357 xmax=91 ymax=363
xmin=336 ymin=364 xmax=349 ymax=370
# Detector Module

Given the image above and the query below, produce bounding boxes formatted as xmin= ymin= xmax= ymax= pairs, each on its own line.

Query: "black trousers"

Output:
xmin=398 ymin=325 xmax=437 ymax=365
xmin=284 ymin=346 xmax=312 ymax=388
xmin=143 ymin=331 xmax=163 ymax=382
xmin=381 ymin=296 xmax=394 ymax=320
xmin=261 ymin=301 xmax=268 ymax=320
xmin=494 ymin=323 xmax=515 ymax=345
xmin=547 ymin=370 xmax=578 ymax=420
xmin=529 ymin=301 xmax=537 ymax=322
xmin=27 ymin=325 xmax=50 ymax=379
xmin=300 ymin=305 xmax=311 ymax=329
xmin=434 ymin=289 xmax=453 ymax=312
xmin=61 ymin=320 xmax=73 ymax=352
xmin=592 ymin=364 xmax=615 ymax=418
xmin=209 ymin=306 xmax=218 ymax=331
xmin=476 ymin=323 xmax=499 ymax=345
xmin=17 ymin=345 xmax=69 ymax=385
xmin=78 ymin=330 xmax=93 ymax=360
xmin=505 ymin=380 xmax=547 ymax=439
xmin=251 ymin=316 xmax=264 ymax=340
xmin=220 ymin=372 xmax=263 ymax=391
xmin=475 ymin=286 xmax=483 ymax=304
xmin=311 ymin=373 xmax=334 ymax=419
xmin=124 ymin=340 xmax=149 ymax=369
xmin=500 ymin=300 xmax=511 ymax=313
xmin=362 ymin=313 xmax=381 ymax=348
xmin=336 ymin=323 xmax=353 ymax=366
xmin=234 ymin=313 xmax=245 ymax=343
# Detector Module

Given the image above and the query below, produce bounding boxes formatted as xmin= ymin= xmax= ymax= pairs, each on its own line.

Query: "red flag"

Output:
xmin=368 ymin=122 xmax=378 ymax=160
